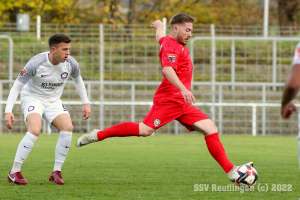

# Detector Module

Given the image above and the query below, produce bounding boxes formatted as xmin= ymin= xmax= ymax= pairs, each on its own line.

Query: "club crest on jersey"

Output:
xmin=167 ymin=54 xmax=177 ymax=63
xmin=19 ymin=68 xmax=27 ymax=77
xmin=294 ymin=48 xmax=300 ymax=62
xmin=61 ymin=72 xmax=68 ymax=79
xmin=28 ymin=105 xmax=35 ymax=112
xmin=154 ymin=119 xmax=161 ymax=127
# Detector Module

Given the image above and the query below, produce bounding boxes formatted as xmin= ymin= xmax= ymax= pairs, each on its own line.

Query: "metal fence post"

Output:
xmin=272 ymin=40 xmax=277 ymax=91
xmin=42 ymin=119 xmax=46 ymax=134
xmin=175 ymin=120 xmax=179 ymax=135
xmin=231 ymin=39 xmax=235 ymax=90
xmin=131 ymin=83 xmax=135 ymax=122
xmin=218 ymin=85 xmax=223 ymax=135
xmin=263 ymin=0 xmax=269 ymax=38
xmin=190 ymin=38 xmax=195 ymax=89
xmin=0 ymin=35 xmax=13 ymax=83
xmin=252 ymin=104 xmax=257 ymax=136
xmin=37 ymin=15 xmax=41 ymax=40
xmin=47 ymin=122 xmax=51 ymax=134
xmin=99 ymin=24 xmax=104 ymax=130
xmin=262 ymin=85 xmax=266 ymax=136
xmin=87 ymin=82 xmax=91 ymax=132
xmin=210 ymin=24 xmax=216 ymax=122
xmin=163 ymin=17 xmax=167 ymax=37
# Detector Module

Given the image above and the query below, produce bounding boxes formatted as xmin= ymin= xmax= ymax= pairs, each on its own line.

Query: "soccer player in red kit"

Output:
xmin=76 ymin=13 xmax=253 ymax=181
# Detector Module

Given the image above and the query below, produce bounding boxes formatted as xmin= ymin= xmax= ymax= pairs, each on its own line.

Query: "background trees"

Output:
xmin=0 ymin=0 xmax=299 ymax=30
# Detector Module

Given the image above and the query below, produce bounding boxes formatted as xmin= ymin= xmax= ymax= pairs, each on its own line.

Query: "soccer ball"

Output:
xmin=234 ymin=165 xmax=258 ymax=188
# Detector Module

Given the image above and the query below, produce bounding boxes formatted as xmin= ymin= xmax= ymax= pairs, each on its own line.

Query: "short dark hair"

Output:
xmin=169 ymin=13 xmax=195 ymax=27
xmin=48 ymin=33 xmax=71 ymax=48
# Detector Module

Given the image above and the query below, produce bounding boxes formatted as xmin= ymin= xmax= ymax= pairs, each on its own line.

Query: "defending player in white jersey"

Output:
xmin=5 ymin=33 xmax=91 ymax=185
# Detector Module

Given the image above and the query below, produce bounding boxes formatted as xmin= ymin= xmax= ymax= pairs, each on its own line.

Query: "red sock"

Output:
xmin=97 ymin=122 xmax=139 ymax=141
xmin=205 ymin=133 xmax=234 ymax=173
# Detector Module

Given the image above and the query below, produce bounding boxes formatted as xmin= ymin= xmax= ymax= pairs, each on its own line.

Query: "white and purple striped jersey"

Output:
xmin=18 ymin=52 xmax=80 ymax=102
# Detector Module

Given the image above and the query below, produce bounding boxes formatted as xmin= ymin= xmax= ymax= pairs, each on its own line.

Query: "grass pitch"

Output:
xmin=0 ymin=134 xmax=299 ymax=199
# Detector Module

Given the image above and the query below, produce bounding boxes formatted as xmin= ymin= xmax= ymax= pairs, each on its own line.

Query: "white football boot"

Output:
xmin=76 ymin=129 xmax=100 ymax=147
xmin=227 ymin=161 xmax=254 ymax=182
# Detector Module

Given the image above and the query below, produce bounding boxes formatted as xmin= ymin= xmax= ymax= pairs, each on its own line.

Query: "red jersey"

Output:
xmin=154 ymin=36 xmax=193 ymax=98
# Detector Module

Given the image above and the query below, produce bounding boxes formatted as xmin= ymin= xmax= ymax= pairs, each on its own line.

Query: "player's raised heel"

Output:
xmin=227 ymin=161 xmax=254 ymax=182
xmin=76 ymin=129 xmax=100 ymax=147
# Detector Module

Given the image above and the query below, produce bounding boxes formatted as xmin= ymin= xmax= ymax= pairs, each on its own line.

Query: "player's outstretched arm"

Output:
xmin=150 ymin=20 xmax=164 ymax=44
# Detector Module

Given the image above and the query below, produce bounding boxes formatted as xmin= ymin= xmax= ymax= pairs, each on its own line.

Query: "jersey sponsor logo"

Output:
xmin=19 ymin=68 xmax=27 ymax=77
xmin=61 ymin=72 xmax=69 ymax=79
xmin=293 ymin=48 xmax=300 ymax=62
xmin=41 ymin=74 xmax=47 ymax=77
xmin=167 ymin=54 xmax=177 ymax=63
xmin=154 ymin=119 xmax=161 ymax=127
xmin=28 ymin=105 xmax=35 ymax=112
xmin=41 ymin=82 xmax=64 ymax=89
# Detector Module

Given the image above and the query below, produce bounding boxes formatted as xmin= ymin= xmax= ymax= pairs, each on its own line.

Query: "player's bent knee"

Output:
xmin=140 ymin=129 xmax=155 ymax=137
xmin=209 ymin=124 xmax=218 ymax=133
xmin=28 ymin=128 xmax=41 ymax=136
xmin=68 ymin=124 xmax=73 ymax=132
xmin=52 ymin=123 xmax=73 ymax=132
xmin=192 ymin=119 xmax=218 ymax=136
xmin=61 ymin=124 xmax=73 ymax=132
xmin=204 ymin=124 xmax=218 ymax=136
xmin=139 ymin=122 xmax=155 ymax=137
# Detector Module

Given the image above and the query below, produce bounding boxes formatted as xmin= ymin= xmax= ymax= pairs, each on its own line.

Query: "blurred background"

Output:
xmin=0 ymin=0 xmax=300 ymax=135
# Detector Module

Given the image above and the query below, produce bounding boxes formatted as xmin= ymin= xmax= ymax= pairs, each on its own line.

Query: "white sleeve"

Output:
xmin=5 ymin=80 xmax=25 ymax=113
xmin=73 ymin=76 xmax=89 ymax=104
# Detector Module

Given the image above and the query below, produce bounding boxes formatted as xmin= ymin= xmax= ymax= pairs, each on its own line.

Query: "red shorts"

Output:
xmin=142 ymin=96 xmax=209 ymax=132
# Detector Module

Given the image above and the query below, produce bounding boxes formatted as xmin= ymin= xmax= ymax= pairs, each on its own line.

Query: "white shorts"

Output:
xmin=21 ymin=97 xmax=70 ymax=129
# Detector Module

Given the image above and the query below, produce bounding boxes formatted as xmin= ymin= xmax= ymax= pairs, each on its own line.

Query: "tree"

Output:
xmin=132 ymin=0 xmax=263 ymax=26
xmin=2 ymin=0 xmax=300 ymax=35
xmin=0 ymin=0 xmax=81 ymax=23
xmin=278 ymin=0 xmax=300 ymax=35
xmin=127 ymin=0 xmax=136 ymax=24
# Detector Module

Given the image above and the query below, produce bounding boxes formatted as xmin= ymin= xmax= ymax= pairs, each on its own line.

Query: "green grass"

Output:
xmin=0 ymin=134 xmax=299 ymax=199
